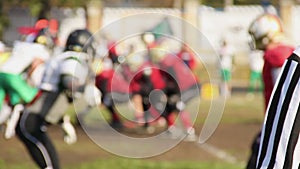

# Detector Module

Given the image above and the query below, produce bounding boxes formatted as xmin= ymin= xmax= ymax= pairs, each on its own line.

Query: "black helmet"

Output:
xmin=65 ymin=29 xmax=96 ymax=57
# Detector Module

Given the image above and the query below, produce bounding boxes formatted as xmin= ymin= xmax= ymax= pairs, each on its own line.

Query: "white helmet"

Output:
xmin=141 ymin=32 xmax=155 ymax=45
xmin=248 ymin=14 xmax=283 ymax=50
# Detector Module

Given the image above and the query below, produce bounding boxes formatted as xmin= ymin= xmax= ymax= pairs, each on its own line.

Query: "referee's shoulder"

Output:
xmin=290 ymin=47 xmax=300 ymax=62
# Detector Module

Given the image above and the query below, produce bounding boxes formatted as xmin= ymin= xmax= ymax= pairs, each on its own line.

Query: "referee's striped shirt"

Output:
xmin=256 ymin=47 xmax=300 ymax=169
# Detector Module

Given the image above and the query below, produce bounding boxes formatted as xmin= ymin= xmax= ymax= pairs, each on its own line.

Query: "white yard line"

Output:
xmin=197 ymin=143 xmax=239 ymax=164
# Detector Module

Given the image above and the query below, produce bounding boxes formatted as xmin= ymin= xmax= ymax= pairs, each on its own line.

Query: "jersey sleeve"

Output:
xmin=60 ymin=59 xmax=88 ymax=86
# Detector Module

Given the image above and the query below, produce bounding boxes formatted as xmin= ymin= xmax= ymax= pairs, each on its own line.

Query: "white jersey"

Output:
xmin=0 ymin=41 xmax=50 ymax=74
xmin=219 ymin=44 xmax=235 ymax=70
xmin=249 ymin=50 xmax=264 ymax=72
xmin=40 ymin=51 xmax=89 ymax=92
xmin=27 ymin=63 xmax=47 ymax=87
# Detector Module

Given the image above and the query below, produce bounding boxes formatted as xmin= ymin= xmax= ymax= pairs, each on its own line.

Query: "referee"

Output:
xmin=256 ymin=48 xmax=300 ymax=169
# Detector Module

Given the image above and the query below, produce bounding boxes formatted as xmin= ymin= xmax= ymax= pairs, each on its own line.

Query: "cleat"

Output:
xmin=166 ymin=125 xmax=182 ymax=139
xmin=146 ymin=126 xmax=155 ymax=134
xmin=184 ymin=127 xmax=197 ymax=142
xmin=109 ymin=121 xmax=124 ymax=131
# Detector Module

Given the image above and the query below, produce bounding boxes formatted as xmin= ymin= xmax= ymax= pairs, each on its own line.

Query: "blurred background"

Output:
xmin=1 ymin=0 xmax=299 ymax=52
xmin=0 ymin=0 xmax=299 ymax=169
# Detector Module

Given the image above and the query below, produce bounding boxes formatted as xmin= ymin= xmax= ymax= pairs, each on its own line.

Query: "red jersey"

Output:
xmin=107 ymin=41 xmax=119 ymax=63
xmin=95 ymin=69 xmax=129 ymax=94
xmin=159 ymin=54 xmax=199 ymax=92
xmin=129 ymin=62 xmax=165 ymax=96
xmin=177 ymin=49 xmax=197 ymax=70
xmin=263 ymin=44 xmax=294 ymax=109
xmin=107 ymin=41 xmax=118 ymax=56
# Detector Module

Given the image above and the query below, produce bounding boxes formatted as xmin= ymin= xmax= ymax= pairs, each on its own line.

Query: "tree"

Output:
xmin=0 ymin=1 xmax=9 ymax=40
xmin=0 ymin=0 xmax=89 ymax=39
xmin=200 ymin=0 xmax=283 ymax=8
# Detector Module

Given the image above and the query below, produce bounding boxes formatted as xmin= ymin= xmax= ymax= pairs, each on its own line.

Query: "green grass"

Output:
xmin=0 ymin=64 xmax=262 ymax=169
xmin=0 ymin=94 xmax=259 ymax=169
xmin=65 ymin=158 xmax=243 ymax=169
xmin=0 ymin=161 xmax=35 ymax=169
xmin=219 ymin=93 xmax=264 ymax=124
xmin=0 ymin=92 xmax=259 ymax=169
xmin=0 ymin=158 xmax=243 ymax=169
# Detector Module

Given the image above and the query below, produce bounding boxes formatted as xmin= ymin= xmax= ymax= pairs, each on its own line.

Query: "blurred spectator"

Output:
xmin=247 ymin=49 xmax=264 ymax=98
xmin=219 ymin=38 xmax=235 ymax=98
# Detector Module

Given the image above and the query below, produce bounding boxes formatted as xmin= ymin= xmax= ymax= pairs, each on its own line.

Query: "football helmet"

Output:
xmin=141 ymin=32 xmax=155 ymax=45
xmin=248 ymin=14 xmax=283 ymax=50
xmin=65 ymin=29 xmax=96 ymax=57
xmin=33 ymin=28 xmax=55 ymax=49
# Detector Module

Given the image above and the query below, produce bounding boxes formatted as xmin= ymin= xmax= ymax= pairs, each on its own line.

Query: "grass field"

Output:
xmin=0 ymin=90 xmax=264 ymax=169
xmin=0 ymin=159 xmax=244 ymax=169
xmin=64 ymin=159 xmax=244 ymax=169
xmin=0 ymin=64 xmax=265 ymax=169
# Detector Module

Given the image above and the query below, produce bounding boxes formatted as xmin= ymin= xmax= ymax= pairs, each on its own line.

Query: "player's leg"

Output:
xmin=220 ymin=69 xmax=231 ymax=97
xmin=131 ymin=94 xmax=145 ymax=125
xmin=4 ymin=104 xmax=23 ymax=139
xmin=0 ymin=87 xmax=5 ymax=111
xmin=0 ymin=102 xmax=11 ymax=125
xmin=0 ymin=89 xmax=11 ymax=125
xmin=102 ymin=93 xmax=123 ymax=129
xmin=107 ymin=105 xmax=123 ymax=130
xmin=16 ymin=111 xmax=60 ymax=169
xmin=6 ymin=74 xmax=38 ymax=104
xmin=161 ymin=96 xmax=181 ymax=138
xmin=142 ymin=98 xmax=151 ymax=128
xmin=4 ymin=74 xmax=38 ymax=139
xmin=248 ymin=71 xmax=256 ymax=93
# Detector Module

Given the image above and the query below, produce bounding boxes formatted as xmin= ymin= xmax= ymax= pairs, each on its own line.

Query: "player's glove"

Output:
xmin=61 ymin=115 xmax=77 ymax=144
xmin=84 ymin=83 xmax=102 ymax=107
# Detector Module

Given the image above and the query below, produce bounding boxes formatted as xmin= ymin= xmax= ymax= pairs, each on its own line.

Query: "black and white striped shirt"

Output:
xmin=256 ymin=47 xmax=300 ymax=169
